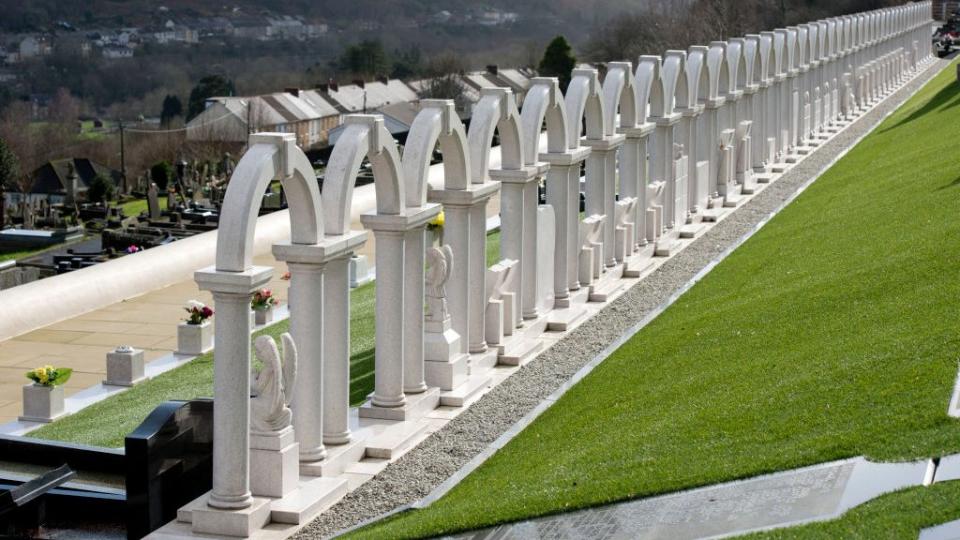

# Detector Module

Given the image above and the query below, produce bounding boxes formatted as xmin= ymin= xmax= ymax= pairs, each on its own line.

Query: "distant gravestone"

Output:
xmin=147 ymin=183 xmax=160 ymax=219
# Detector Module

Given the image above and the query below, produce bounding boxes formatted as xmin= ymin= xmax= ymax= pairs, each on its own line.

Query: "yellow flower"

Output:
xmin=431 ymin=211 xmax=445 ymax=228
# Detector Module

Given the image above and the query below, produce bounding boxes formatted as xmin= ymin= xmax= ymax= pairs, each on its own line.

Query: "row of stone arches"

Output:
xmin=187 ymin=0 xmax=931 ymax=527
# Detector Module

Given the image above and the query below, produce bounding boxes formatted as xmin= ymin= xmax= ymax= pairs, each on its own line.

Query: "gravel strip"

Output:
xmin=295 ymin=57 xmax=950 ymax=540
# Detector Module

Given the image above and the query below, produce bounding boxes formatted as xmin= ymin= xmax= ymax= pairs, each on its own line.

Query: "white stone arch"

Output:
xmin=564 ymin=68 xmax=606 ymax=147
xmin=772 ymin=31 xmax=785 ymax=77
xmin=468 ymin=87 xmax=525 ymax=182
xmin=743 ymin=36 xmax=760 ymax=87
xmin=808 ymin=24 xmax=819 ymax=64
xmin=216 ymin=134 xmax=324 ymax=272
xmin=727 ymin=40 xmax=745 ymax=93
xmin=652 ymin=51 xmax=684 ymax=118
xmin=757 ymin=34 xmax=772 ymax=85
xmin=323 ymin=115 xmax=405 ymax=235
xmin=602 ymin=61 xmax=639 ymax=134
xmin=797 ymin=26 xmax=809 ymax=67
xmin=785 ymin=29 xmax=797 ymax=72
xmin=634 ymin=55 xmax=661 ymax=125
xmin=686 ymin=47 xmax=709 ymax=105
xmin=403 ymin=100 xmax=471 ymax=198
xmin=672 ymin=54 xmax=691 ymax=110
xmin=706 ymin=43 xmax=729 ymax=100
xmin=522 ymin=77 xmax=569 ymax=161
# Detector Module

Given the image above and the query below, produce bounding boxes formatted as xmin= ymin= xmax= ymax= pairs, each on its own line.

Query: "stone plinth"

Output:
xmin=19 ymin=384 xmax=66 ymax=423
xmin=177 ymin=321 xmax=212 ymax=356
xmin=424 ymin=318 xmax=469 ymax=391
xmin=250 ymin=427 xmax=299 ymax=499
xmin=104 ymin=346 xmax=146 ymax=387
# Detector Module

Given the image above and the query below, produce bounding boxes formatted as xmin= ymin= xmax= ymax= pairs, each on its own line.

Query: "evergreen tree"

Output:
xmin=539 ymin=36 xmax=577 ymax=92
xmin=160 ymin=94 xmax=183 ymax=127
xmin=86 ymin=174 xmax=115 ymax=204
xmin=187 ymin=76 xmax=235 ymax=121
xmin=0 ymin=137 xmax=19 ymax=193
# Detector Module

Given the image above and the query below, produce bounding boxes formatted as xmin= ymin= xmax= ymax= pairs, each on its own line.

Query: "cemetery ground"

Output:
xmin=23 ymin=229 xmax=504 ymax=447
xmin=340 ymin=61 xmax=960 ymax=539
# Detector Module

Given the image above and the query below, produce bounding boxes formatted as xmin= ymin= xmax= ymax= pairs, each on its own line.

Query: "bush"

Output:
xmin=150 ymin=161 xmax=172 ymax=191
xmin=86 ymin=174 xmax=115 ymax=203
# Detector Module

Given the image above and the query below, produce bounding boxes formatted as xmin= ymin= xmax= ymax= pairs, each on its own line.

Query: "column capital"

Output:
xmin=272 ymin=229 xmax=367 ymax=265
xmin=581 ymin=134 xmax=626 ymax=152
xmin=360 ymin=203 xmax=441 ymax=232
xmin=540 ymin=145 xmax=591 ymax=166
xmin=490 ymin=162 xmax=549 ymax=184
xmin=428 ymin=181 xmax=499 ymax=207
xmin=195 ymin=265 xmax=272 ymax=295
xmin=619 ymin=121 xmax=655 ymax=138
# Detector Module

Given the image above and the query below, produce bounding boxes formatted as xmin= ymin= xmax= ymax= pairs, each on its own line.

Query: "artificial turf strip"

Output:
xmin=345 ymin=62 xmax=960 ymax=539
xmin=738 ymin=481 xmax=960 ymax=539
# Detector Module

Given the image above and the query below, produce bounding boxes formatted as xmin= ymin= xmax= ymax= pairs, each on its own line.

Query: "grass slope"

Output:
xmin=348 ymin=62 xmax=960 ymax=539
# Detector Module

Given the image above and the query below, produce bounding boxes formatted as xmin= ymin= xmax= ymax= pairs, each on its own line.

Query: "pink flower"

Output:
xmin=201 ymin=306 xmax=214 ymax=318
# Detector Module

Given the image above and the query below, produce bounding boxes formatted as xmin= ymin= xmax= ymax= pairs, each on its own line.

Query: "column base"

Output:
xmin=300 ymin=438 xmax=366 ymax=478
xmin=359 ymin=387 xmax=440 ymax=422
xmin=182 ymin=495 xmax=271 ymax=538
xmin=439 ymin=375 xmax=492 ymax=408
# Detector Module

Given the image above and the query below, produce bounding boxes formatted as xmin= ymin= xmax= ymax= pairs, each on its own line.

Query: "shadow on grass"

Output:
xmin=349 ymin=347 xmax=375 ymax=405
xmin=937 ymin=174 xmax=960 ymax=190
xmin=882 ymin=75 xmax=960 ymax=132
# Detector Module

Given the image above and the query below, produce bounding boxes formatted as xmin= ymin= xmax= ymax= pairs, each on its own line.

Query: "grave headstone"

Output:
xmin=147 ymin=183 xmax=160 ymax=219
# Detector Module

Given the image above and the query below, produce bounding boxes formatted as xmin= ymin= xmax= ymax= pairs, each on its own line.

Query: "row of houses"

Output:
xmin=185 ymin=66 xmax=535 ymax=150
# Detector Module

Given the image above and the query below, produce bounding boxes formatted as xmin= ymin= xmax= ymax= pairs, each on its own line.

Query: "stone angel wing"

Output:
xmin=441 ymin=244 xmax=454 ymax=283
xmin=280 ymin=332 xmax=297 ymax=407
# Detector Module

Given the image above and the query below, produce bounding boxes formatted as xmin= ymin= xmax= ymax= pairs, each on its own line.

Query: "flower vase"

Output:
xmin=19 ymin=383 xmax=66 ymax=423
xmin=255 ymin=305 xmax=274 ymax=326
xmin=177 ymin=321 xmax=213 ymax=356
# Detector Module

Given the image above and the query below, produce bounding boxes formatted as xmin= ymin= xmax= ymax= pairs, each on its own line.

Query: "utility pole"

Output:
xmin=118 ymin=119 xmax=127 ymax=194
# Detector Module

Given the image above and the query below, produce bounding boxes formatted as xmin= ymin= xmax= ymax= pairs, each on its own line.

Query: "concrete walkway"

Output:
xmin=0 ymin=252 xmax=290 ymax=424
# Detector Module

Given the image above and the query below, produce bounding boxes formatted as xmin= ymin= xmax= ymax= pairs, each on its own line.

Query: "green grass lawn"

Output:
xmin=29 ymin=230 xmax=503 ymax=448
xmin=119 ymin=196 xmax=167 ymax=218
xmin=345 ymin=62 xmax=960 ymax=539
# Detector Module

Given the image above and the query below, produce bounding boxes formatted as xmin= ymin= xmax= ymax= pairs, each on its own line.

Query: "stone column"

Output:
xmin=442 ymin=204 xmax=470 ymax=353
xmin=619 ymin=125 xmax=652 ymax=247
xmin=468 ymin=201 xmax=489 ymax=349
xmin=288 ymin=261 xmax=326 ymax=460
xmin=323 ymin=255 xmax=352 ymax=444
xmin=195 ymin=266 xmax=273 ymax=510
xmin=403 ymin=226 xmax=428 ymax=394
xmin=370 ymin=228 xmax=406 ymax=407
xmin=542 ymin=148 xmax=588 ymax=306
xmin=273 ymin=232 xmax=366 ymax=451
xmin=583 ymin=136 xmax=624 ymax=266
xmin=752 ymin=79 xmax=769 ymax=171
xmin=493 ymin=164 xmax=547 ymax=322
xmin=429 ymin=184 xmax=498 ymax=355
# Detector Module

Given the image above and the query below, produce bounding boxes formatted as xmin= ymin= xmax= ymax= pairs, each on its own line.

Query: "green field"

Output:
xmin=346 ymin=62 xmax=960 ymax=539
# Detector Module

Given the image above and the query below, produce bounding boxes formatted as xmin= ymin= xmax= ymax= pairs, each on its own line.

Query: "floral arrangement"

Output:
xmin=184 ymin=300 xmax=214 ymax=325
xmin=251 ymin=289 xmax=276 ymax=311
xmin=126 ymin=245 xmax=142 ymax=254
xmin=281 ymin=271 xmax=291 ymax=280
xmin=427 ymin=211 xmax=445 ymax=231
xmin=26 ymin=365 xmax=72 ymax=387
